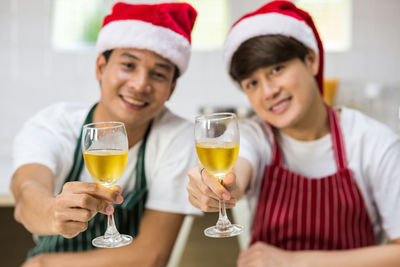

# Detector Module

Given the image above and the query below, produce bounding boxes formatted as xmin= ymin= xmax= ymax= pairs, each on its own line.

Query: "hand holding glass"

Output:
xmin=82 ymin=122 xmax=131 ymax=248
xmin=195 ymin=113 xmax=243 ymax=238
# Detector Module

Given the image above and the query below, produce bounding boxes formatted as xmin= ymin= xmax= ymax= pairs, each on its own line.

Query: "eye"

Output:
xmin=150 ymin=71 xmax=167 ymax=81
xmin=244 ymin=79 xmax=258 ymax=90
xmin=270 ymin=65 xmax=283 ymax=75
xmin=121 ymin=62 xmax=135 ymax=70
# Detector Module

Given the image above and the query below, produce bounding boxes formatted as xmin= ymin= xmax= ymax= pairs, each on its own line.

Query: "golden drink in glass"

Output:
xmin=82 ymin=121 xmax=132 ymax=248
xmin=83 ymin=150 xmax=128 ymax=186
xmin=196 ymin=143 xmax=239 ymax=179
xmin=195 ymin=112 xmax=243 ymax=238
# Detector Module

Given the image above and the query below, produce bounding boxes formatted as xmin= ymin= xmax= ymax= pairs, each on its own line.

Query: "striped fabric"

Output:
xmin=251 ymin=106 xmax=376 ymax=250
xmin=27 ymin=104 xmax=150 ymax=258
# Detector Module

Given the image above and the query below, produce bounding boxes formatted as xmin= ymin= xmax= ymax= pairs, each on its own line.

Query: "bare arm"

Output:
xmin=187 ymin=157 xmax=253 ymax=212
xmin=12 ymin=163 xmax=122 ymax=237
xmin=237 ymin=240 xmax=400 ymax=267
xmin=12 ymin=164 xmax=57 ymax=235
xmin=233 ymin=157 xmax=253 ymax=199
xmin=294 ymin=239 xmax=400 ymax=267
xmin=22 ymin=209 xmax=184 ymax=267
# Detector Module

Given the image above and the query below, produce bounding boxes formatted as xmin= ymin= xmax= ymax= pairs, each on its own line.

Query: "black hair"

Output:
xmin=229 ymin=35 xmax=309 ymax=83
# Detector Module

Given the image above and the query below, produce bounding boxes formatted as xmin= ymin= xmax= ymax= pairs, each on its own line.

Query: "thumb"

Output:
xmin=98 ymin=201 xmax=114 ymax=215
xmin=223 ymin=172 xmax=237 ymax=189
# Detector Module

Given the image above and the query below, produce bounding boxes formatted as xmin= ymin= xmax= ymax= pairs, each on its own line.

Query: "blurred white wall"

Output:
xmin=1 ymin=0 xmax=400 ymax=186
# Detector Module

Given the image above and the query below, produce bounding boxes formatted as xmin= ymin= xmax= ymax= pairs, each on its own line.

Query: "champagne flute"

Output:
xmin=82 ymin=121 xmax=132 ymax=248
xmin=195 ymin=112 xmax=243 ymax=238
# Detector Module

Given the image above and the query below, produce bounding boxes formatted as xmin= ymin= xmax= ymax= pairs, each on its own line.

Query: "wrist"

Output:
xmin=49 ymin=196 xmax=59 ymax=235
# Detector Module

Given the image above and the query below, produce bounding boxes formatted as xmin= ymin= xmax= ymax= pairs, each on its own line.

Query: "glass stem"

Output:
xmin=104 ymin=213 xmax=121 ymax=241
xmin=216 ymin=177 xmax=232 ymax=231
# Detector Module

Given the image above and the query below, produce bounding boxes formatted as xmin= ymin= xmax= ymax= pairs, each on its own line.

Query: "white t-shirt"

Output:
xmin=239 ymin=106 xmax=400 ymax=242
xmin=13 ymin=102 xmax=201 ymax=215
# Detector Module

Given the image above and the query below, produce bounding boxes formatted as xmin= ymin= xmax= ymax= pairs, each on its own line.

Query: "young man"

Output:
xmin=187 ymin=1 xmax=400 ymax=266
xmin=12 ymin=2 xmax=199 ymax=266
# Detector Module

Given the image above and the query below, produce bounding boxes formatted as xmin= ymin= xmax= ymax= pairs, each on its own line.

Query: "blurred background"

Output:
xmin=1 ymin=0 xmax=400 ymax=266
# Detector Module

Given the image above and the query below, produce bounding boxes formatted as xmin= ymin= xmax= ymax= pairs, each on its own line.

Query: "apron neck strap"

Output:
xmin=120 ymin=121 xmax=152 ymax=209
xmin=270 ymin=127 xmax=284 ymax=166
xmin=269 ymin=105 xmax=348 ymax=169
xmin=327 ymin=106 xmax=348 ymax=169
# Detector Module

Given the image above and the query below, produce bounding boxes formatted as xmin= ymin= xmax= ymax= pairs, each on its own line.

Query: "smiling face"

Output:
xmin=240 ymin=53 xmax=322 ymax=131
xmin=95 ymin=48 xmax=176 ymax=130
xmin=230 ymin=35 xmax=328 ymax=137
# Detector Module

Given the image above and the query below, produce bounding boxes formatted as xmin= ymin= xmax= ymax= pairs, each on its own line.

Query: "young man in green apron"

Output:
xmin=11 ymin=2 xmax=200 ymax=266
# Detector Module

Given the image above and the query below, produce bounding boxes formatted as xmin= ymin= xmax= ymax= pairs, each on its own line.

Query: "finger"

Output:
xmin=188 ymin=169 xmax=221 ymax=201
xmin=188 ymin=183 xmax=220 ymax=210
xmin=56 ymin=193 xmax=113 ymax=214
xmin=188 ymin=179 xmax=223 ymax=205
xmin=189 ymin=165 xmax=235 ymax=205
xmin=55 ymin=207 xmax=96 ymax=223
xmin=201 ymin=170 xmax=231 ymax=200
xmin=62 ymin=182 xmax=123 ymax=204
xmin=197 ymin=162 xmax=204 ymax=170
xmin=188 ymin=182 xmax=236 ymax=211
xmin=189 ymin=193 xmax=219 ymax=212
xmin=188 ymin=165 xmax=204 ymax=183
xmin=224 ymin=198 xmax=237 ymax=208
xmin=223 ymin=172 xmax=237 ymax=189
xmin=60 ymin=221 xmax=89 ymax=238
xmin=193 ymin=178 xmax=220 ymax=200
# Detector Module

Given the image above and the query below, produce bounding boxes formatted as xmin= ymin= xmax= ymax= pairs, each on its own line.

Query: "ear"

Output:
xmin=167 ymin=80 xmax=177 ymax=100
xmin=96 ymin=54 xmax=107 ymax=82
xmin=304 ymin=50 xmax=319 ymax=76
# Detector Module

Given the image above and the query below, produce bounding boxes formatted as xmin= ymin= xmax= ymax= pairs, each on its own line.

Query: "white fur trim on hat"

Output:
xmin=96 ymin=20 xmax=191 ymax=74
xmin=223 ymin=13 xmax=319 ymax=71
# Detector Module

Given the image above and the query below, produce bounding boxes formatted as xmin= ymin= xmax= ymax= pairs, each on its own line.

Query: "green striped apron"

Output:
xmin=28 ymin=104 xmax=150 ymax=258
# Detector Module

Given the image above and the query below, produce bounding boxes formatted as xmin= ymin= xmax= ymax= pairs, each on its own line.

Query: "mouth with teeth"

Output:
xmin=121 ymin=95 xmax=148 ymax=110
xmin=269 ymin=96 xmax=292 ymax=114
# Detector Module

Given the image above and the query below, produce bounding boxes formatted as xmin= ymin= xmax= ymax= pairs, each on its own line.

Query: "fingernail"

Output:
xmin=105 ymin=205 xmax=113 ymax=214
xmin=116 ymin=195 xmax=123 ymax=203
xmin=222 ymin=193 xmax=230 ymax=200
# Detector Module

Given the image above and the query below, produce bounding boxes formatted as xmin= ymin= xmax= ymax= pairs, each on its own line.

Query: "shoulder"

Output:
xmin=27 ymin=102 xmax=89 ymax=128
xmin=18 ymin=102 xmax=90 ymax=142
xmin=340 ymin=106 xmax=400 ymax=154
xmin=12 ymin=102 xmax=90 ymax=176
xmin=34 ymin=102 xmax=88 ymax=115
xmin=151 ymin=107 xmax=193 ymax=138
xmin=239 ymin=115 xmax=273 ymax=142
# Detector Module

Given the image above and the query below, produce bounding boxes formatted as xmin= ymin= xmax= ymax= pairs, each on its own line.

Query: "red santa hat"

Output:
xmin=223 ymin=0 xmax=324 ymax=93
xmin=96 ymin=2 xmax=197 ymax=75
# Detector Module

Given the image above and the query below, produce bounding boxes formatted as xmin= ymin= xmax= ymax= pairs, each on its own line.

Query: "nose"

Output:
xmin=260 ymin=78 xmax=280 ymax=100
xmin=126 ymin=69 xmax=151 ymax=93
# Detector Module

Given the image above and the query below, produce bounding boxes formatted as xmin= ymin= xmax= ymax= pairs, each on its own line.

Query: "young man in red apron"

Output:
xmin=187 ymin=1 xmax=400 ymax=266
xmin=12 ymin=2 xmax=200 ymax=266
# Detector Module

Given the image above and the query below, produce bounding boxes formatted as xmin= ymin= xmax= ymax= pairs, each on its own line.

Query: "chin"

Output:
xmin=269 ymin=114 xmax=298 ymax=129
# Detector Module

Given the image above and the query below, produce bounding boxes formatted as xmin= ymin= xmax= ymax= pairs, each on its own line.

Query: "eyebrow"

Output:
xmin=121 ymin=52 xmax=139 ymax=60
xmin=155 ymin=63 xmax=173 ymax=72
xmin=120 ymin=52 xmax=173 ymax=72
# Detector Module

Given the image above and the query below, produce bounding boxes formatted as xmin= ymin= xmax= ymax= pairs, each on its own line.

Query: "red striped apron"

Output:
xmin=251 ymin=106 xmax=376 ymax=250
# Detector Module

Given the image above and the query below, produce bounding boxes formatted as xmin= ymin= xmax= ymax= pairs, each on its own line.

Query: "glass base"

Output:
xmin=204 ymin=224 xmax=243 ymax=238
xmin=92 ymin=234 xmax=133 ymax=248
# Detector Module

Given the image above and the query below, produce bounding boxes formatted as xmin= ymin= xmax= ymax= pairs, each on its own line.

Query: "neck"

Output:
xmin=93 ymin=103 xmax=150 ymax=148
xmin=281 ymin=99 xmax=329 ymax=141
xmin=125 ymin=122 xmax=150 ymax=148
